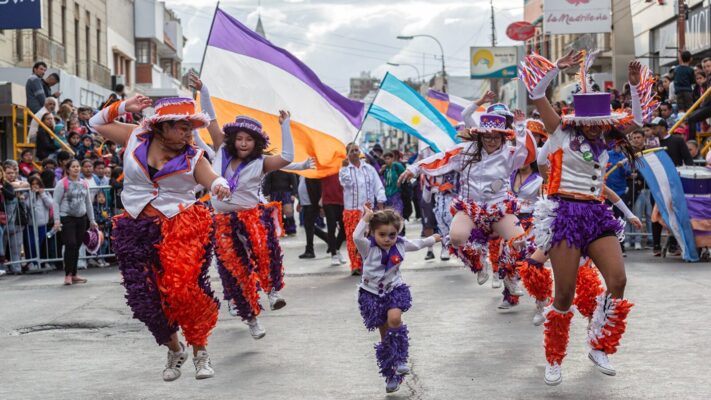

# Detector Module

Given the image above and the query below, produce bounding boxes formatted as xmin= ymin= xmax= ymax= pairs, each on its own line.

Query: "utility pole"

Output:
xmin=489 ymin=0 xmax=499 ymax=95
xmin=678 ymin=0 xmax=686 ymax=52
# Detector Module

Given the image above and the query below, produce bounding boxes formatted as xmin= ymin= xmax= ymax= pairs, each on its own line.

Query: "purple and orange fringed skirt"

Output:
xmin=213 ymin=202 xmax=285 ymax=321
xmin=533 ymin=197 xmax=625 ymax=257
xmin=112 ymin=203 xmax=220 ymax=347
xmin=358 ymin=285 xmax=412 ymax=331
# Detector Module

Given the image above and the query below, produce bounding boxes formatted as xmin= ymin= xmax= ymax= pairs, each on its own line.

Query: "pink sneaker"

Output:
xmin=64 ymin=276 xmax=73 ymax=285
xmin=72 ymin=275 xmax=88 ymax=284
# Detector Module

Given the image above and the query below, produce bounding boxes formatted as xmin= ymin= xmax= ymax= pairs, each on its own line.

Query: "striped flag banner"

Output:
xmin=425 ymin=89 xmax=484 ymax=127
xmin=199 ymin=8 xmax=365 ymax=178
xmin=367 ymin=73 xmax=459 ymax=153
xmin=637 ymin=150 xmax=699 ymax=262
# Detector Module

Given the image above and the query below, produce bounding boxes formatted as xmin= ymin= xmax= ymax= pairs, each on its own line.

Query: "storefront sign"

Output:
xmin=544 ymin=0 xmax=611 ymax=35
xmin=470 ymin=46 xmax=519 ymax=79
xmin=686 ymin=5 xmax=710 ymax=55
xmin=0 ymin=0 xmax=42 ymax=30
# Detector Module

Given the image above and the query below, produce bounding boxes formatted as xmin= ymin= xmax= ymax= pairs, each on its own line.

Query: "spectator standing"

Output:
xmin=92 ymin=190 xmax=111 ymax=267
xmin=605 ymin=143 xmax=630 ymax=255
xmin=25 ymin=62 xmax=52 ymax=113
xmin=674 ymin=51 xmax=695 ymax=112
xmin=109 ymin=166 xmax=124 ymax=214
xmin=28 ymin=97 xmax=58 ymax=142
xmin=659 ymin=102 xmax=678 ymax=130
xmin=0 ymin=167 xmax=16 ymax=270
xmin=262 ymin=170 xmax=299 ymax=236
xmin=627 ymin=130 xmax=653 ymax=250
xmin=66 ymin=131 xmax=82 ymax=155
xmin=40 ymin=159 xmax=58 ymax=189
xmin=297 ymin=176 xmax=328 ymax=259
xmin=321 ymin=172 xmax=347 ymax=266
xmin=77 ymin=135 xmax=95 ymax=160
xmin=686 ymin=140 xmax=705 ymax=162
xmin=2 ymin=161 xmax=28 ymax=273
xmin=18 ymin=150 xmax=37 ymax=178
xmin=380 ymin=151 xmax=406 ymax=219
xmin=685 ymin=65 xmax=711 ymax=141
xmin=52 ymin=159 xmax=96 ymax=285
xmin=77 ymin=107 xmax=95 ymax=135
xmin=23 ymin=176 xmax=53 ymax=271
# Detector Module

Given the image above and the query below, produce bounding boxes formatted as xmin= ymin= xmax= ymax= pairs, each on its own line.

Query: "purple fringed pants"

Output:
xmin=375 ymin=325 xmax=410 ymax=383
xmin=358 ymin=285 xmax=412 ymax=331
xmin=548 ymin=198 xmax=625 ymax=257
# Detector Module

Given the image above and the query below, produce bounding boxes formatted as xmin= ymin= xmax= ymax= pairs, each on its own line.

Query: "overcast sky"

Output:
xmin=165 ymin=0 xmax=523 ymax=94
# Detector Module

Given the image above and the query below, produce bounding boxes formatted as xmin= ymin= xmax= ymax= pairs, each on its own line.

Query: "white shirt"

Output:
xmin=339 ymin=161 xmax=386 ymax=210
xmin=409 ymin=124 xmax=532 ymax=204
xmin=511 ymin=171 xmax=543 ymax=214
xmin=211 ymin=144 xmax=265 ymax=212
xmin=353 ymin=219 xmax=436 ymax=296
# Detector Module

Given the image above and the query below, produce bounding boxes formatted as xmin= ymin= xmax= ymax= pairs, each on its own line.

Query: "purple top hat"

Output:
xmin=223 ymin=116 xmax=270 ymax=146
xmin=478 ymin=113 xmax=509 ymax=131
xmin=572 ymin=92 xmax=611 ymax=117
xmin=84 ymin=227 xmax=104 ymax=255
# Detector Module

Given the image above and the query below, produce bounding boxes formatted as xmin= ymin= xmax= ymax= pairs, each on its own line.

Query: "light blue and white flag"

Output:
xmin=366 ymin=73 xmax=459 ymax=152
xmin=637 ymin=149 xmax=699 ymax=262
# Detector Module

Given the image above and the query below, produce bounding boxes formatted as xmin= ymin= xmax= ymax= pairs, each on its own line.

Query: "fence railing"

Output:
xmin=1 ymin=185 xmax=118 ymax=273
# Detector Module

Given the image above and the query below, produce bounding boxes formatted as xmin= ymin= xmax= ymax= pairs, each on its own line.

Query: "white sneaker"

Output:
xmin=268 ymin=289 xmax=286 ymax=310
xmin=88 ymin=258 xmax=100 ymax=267
xmin=623 ymin=242 xmax=631 ymax=249
xmin=396 ymin=362 xmax=410 ymax=376
xmin=634 ymin=243 xmax=642 ymax=251
xmin=497 ymin=299 xmax=517 ymax=310
xmin=246 ymin=318 xmax=266 ymax=340
xmin=440 ymin=246 xmax=450 ymax=261
xmin=491 ymin=272 xmax=502 ymax=288
xmin=588 ymin=349 xmax=616 ymax=376
xmin=476 ymin=270 xmax=489 ymax=285
xmin=544 ymin=362 xmax=562 ymax=386
xmin=193 ymin=350 xmax=215 ymax=379
xmin=162 ymin=342 xmax=188 ymax=382
xmin=0 ymin=269 xmax=6 ymax=277
xmin=228 ymin=301 xmax=239 ymax=317
xmin=504 ymin=276 xmax=525 ymax=296
xmin=532 ymin=301 xmax=546 ymax=326
xmin=330 ymin=255 xmax=340 ymax=266
xmin=337 ymin=250 xmax=347 ymax=264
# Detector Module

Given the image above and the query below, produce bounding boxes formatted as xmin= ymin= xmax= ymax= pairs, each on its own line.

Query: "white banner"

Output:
xmin=544 ymin=0 xmax=611 ymax=35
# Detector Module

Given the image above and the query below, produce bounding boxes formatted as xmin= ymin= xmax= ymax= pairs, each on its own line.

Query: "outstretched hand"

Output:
xmin=628 ymin=61 xmax=642 ymax=86
xmin=279 ymin=110 xmax=291 ymax=124
xmin=555 ymin=50 xmax=584 ymax=70
xmin=629 ymin=216 xmax=643 ymax=230
xmin=188 ymin=72 xmax=203 ymax=91
xmin=397 ymin=170 xmax=414 ymax=187
xmin=363 ymin=204 xmax=374 ymax=222
xmin=477 ymin=90 xmax=496 ymax=105
xmin=125 ymin=94 xmax=152 ymax=113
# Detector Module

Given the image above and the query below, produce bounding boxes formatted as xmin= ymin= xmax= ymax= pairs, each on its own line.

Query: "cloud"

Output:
xmin=164 ymin=0 xmax=522 ymax=95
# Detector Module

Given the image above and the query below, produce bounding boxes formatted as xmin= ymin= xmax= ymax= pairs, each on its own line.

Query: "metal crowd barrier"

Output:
xmin=1 ymin=185 xmax=118 ymax=274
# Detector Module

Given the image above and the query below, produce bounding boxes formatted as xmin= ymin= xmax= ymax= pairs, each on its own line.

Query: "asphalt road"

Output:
xmin=1 ymin=223 xmax=709 ymax=400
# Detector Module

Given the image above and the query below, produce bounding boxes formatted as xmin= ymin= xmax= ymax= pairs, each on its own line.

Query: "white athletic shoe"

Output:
xmin=228 ymin=301 xmax=239 ymax=317
xmin=330 ymin=255 xmax=340 ymax=266
xmin=162 ymin=342 xmax=188 ymax=382
xmin=337 ymin=250 xmax=347 ymax=264
xmin=440 ymin=246 xmax=450 ymax=261
xmin=476 ymin=270 xmax=489 ymax=285
xmin=497 ymin=299 xmax=519 ymax=310
xmin=268 ymin=289 xmax=286 ymax=310
xmin=634 ymin=243 xmax=642 ymax=251
xmin=544 ymin=362 xmax=562 ymax=386
xmin=245 ymin=318 xmax=266 ymax=340
xmin=588 ymin=349 xmax=616 ymax=376
xmin=504 ymin=276 xmax=525 ymax=296
xmin=491 ymin=272 xmax=502 ymax=289
xmin=0 ymin=269 xmax=6 ymax=277
xmin=193 ymin=350 xmax=215 ymax=379
xmin=396 ymin=362 xmax=410 ymax=376
xmin=532 ymin=301 xmax=546 ymax=326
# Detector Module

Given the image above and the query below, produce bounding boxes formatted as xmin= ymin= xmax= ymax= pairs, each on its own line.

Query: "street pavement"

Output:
xmin=1 ymin=221 xmax=710 ymax=400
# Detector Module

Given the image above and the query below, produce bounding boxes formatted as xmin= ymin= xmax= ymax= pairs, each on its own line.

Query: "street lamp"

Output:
xmin=396 ymin=34 xmax=446 ymax=90
xmin=386 ymin=62 xmax=421 ymax=83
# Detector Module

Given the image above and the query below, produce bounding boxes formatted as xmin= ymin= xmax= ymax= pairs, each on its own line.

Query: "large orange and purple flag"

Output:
xmin=199 ymin=8 xmax=365 ymax=177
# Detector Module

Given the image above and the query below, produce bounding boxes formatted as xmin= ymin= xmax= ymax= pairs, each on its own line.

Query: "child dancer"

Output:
xmin=431 ymin=170 xmax=458 ymax=261
xmin=90 ymin=95 xmax=230 ymax=381
xmin=355 ymin=206 xmax=440 ymax=393
xmin=193 ymin=76 xmax=294 ymax=339
xmin=518 ymin=51 xmax=656 ymax=385
xmin=398 ymin=110 xmax=535 ymax=310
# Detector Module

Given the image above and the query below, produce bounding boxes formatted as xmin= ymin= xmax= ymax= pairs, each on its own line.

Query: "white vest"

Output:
xmin=211 ymin=144 xmax=265 ymax=212
xmin=121 ymin=127 xmax=204 ymax=219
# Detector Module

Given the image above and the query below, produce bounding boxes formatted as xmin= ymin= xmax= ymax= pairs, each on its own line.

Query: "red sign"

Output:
xmin=506 ymin=21 xmax=536 ymax=41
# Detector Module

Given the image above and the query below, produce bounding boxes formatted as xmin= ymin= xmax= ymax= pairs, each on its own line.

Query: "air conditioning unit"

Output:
xmin=111 ymin=75 xmax=126 ymax=89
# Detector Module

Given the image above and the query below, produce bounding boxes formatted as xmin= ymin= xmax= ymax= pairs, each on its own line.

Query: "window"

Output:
xmin=48 ymin=0 xmax=53 ymax=39
xmin=96 ymin=19 xmax=101 ymax=64
xmin=61 ymin=3 xmax=66 ymax=45
xmin=136 ymin=41 xmax=150 ymax=64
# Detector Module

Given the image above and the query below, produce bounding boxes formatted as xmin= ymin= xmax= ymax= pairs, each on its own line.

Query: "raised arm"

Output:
xmin=397 ymin=142 xmax=467 ymax=186
xmin=263 ymin=110 xmax=295 ymax=173
xmin=463 ymin=90 xmax=496 ymax=128
xmin=353 ymin=208 xmax=372 ymax=256
xmin=284 ymin=157 xmax=315 ymax=171
xmin=90 ymin=95 xmax=152 ymax=146
xmin=402 ymin=234 xmax=439 ymax=252
xmin=189 ymin=73 xmax=223 ymax=149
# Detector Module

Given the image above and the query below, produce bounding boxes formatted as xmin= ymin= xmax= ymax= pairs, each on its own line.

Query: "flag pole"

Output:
xmin=352 ymin=72 xmax=388 ymax=144
xmin=604 ymin=146 xmax=667 ymax=178
xmin=198 ymin=1 xmax=221 ymax=78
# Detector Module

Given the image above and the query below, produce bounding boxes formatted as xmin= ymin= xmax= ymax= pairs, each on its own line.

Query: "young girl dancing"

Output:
xmin=193 ymin=77 xmax=294 ymax=340
xmin=355 ymin=206 xmax=440 ymax=393
xmin=398 ymin=110 xmax=535 ymax=309
xmin=518 ymin=50 xmax=657 ymax=385
xmin=90 ymin=95 xmax=230 ymax=381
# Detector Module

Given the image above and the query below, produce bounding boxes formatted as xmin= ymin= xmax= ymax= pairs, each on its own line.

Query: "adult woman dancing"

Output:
xmin=518 ymin=50 xmax=657 ymax=385
xmin=398 ymin=110 xmax=535 ymax=309
xmin=90 ymin=95 xmax=230 ymax=381
xmin=194 ymin=77 xmax=294 ymax=339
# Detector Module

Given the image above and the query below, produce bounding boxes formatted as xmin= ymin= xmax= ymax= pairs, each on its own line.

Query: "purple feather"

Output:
xmin=358 ymin=285 xmax=412 ymax=331
xmin=260 ymin=206 xmax=285 ymax=291
xmin=113 ymin=215 xmax=177 ymax=345
xmin=375 ymin=324 xmax=410 ymax=383
xmin=549 ymin=199 xmax=625 ymax=257
xmin=197 ymin=218 xmax=220 ymax=309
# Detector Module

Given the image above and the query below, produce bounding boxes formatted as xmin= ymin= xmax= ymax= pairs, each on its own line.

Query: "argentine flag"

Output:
xmin=637 ymin=150 xmax=699 ymax=262
xmin=367 ymin=73 xmax=459 ymax=152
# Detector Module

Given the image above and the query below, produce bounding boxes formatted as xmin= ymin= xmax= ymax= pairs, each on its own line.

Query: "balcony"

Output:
xmin=13 ymin=31 xmax=65 ymax=68
xmin=91 ymin=62 xmax=112 ymax=89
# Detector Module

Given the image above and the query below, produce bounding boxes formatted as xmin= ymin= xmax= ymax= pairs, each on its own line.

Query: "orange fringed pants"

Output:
xmin=343 ymin=209 xmax=363 ymax=272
